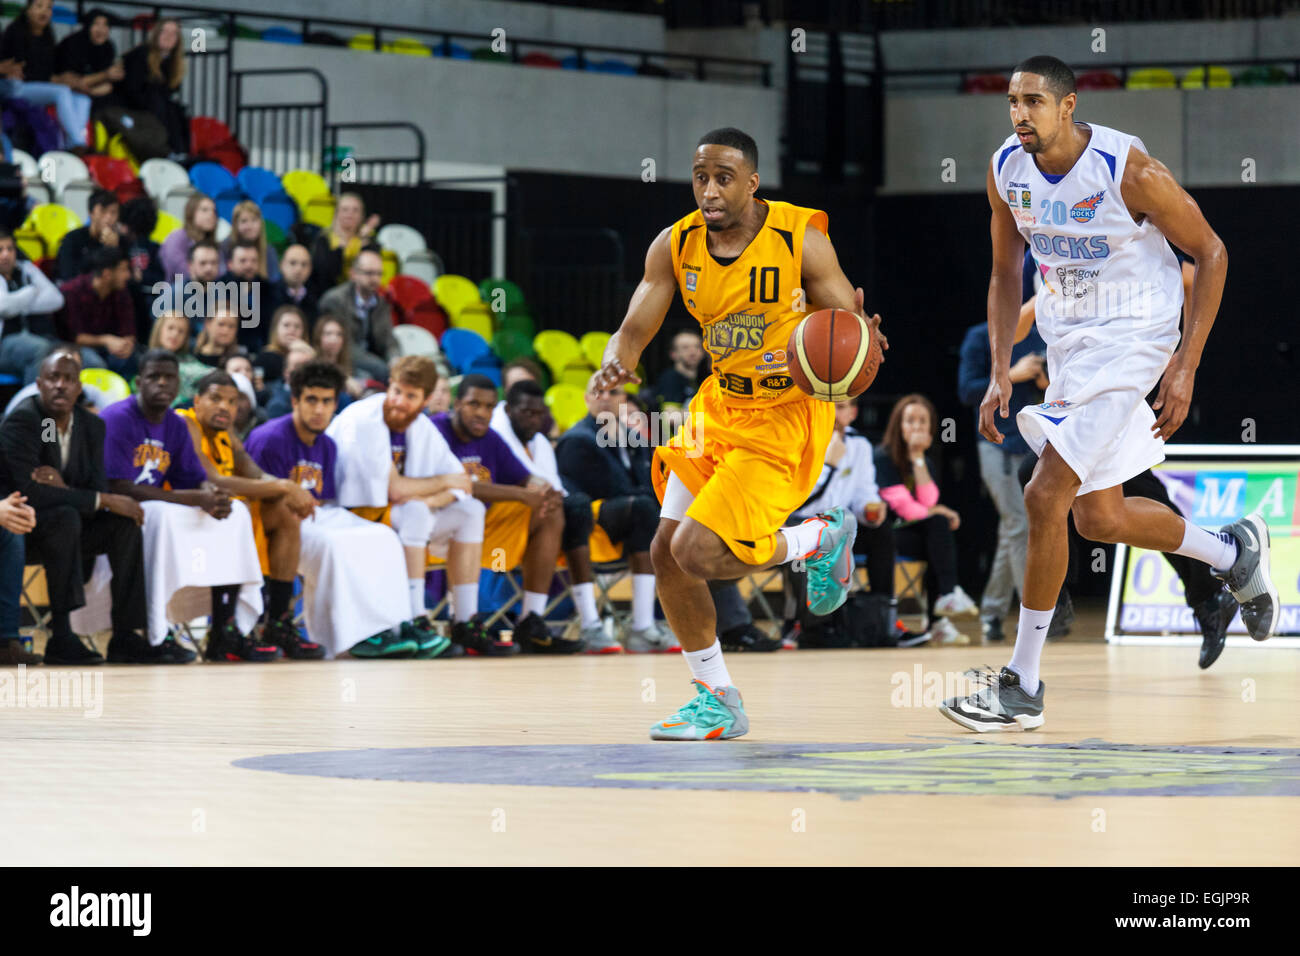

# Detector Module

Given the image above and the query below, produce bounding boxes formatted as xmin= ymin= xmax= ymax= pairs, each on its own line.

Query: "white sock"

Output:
xmin=572 ymin=582 xmax=600 ymax=628
xmin=452 ymin=584 xmax=478 ymax=622
xmin=780 ymin=518 xmax=827 ymax=563
xmin=1007 ymin=604 xmax=1052 ymax=696
xmin=631 ymin=574 xmax=656 ymax=630
xmin=683 ymin=639 xmax=733 ymax=690
xmin=408 ymin=579 xmax=425 ymax=618
xmin=1173 ymin=519 xmax=1238 ymax=573
xmin=523 ymin=590 xmax=547 ymax=618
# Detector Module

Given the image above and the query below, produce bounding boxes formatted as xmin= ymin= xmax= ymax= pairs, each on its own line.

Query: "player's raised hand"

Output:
xmin=979 ymin=371 xmax=1013 ymax=444
xmin=1151 ymin=357 xmax=1195 ymax=441
xmin=853 ymin=287 xmax=888 ymax=357
xmin=592 ymin=358 xmax=641 ymax=392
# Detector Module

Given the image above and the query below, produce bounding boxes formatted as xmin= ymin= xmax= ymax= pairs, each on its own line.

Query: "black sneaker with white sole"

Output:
xmin=1214 ymin=513 xmax=1279 ymax=642
xmin=938 ymin=666 xmax=1044 ymax=733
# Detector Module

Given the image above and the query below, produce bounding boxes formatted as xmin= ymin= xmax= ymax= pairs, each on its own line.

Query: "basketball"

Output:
xmin=787 ymin=308 xmax=883 ymax=402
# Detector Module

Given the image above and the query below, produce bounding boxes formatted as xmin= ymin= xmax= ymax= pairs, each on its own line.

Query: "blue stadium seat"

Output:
xmin=592 ymin=59 xmax=636 ymax=75
xmin=467 ymin=353 xmax=503 ymax=386
xmin=560 ymin=55 xmax=584 ymax=70
xmin=188 ymin=161 xmax=237 ymax=197
xmin=261 ymin=27 xmax=303 ymax=44
xmin=235 ymin=166 xmax=284 ymax=202
xmin=440 ymin=328 xmax=492 ymax=373
xmin=433 ymin=42 xmax=472 ymax=59
xmin=259 ymin=191 xmax=297 ymax=232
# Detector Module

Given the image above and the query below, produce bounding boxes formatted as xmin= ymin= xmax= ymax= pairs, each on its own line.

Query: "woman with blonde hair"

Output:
xmin=158 ymin=193 xmax=223 ymax=279
xmin=312 ymin=314 xmax=366 ymax=398
xmin=309 ymin=192 xmax=380 ymax=297
xmin=114 ymin=16 xmax=188 ymax=159
xmin=255 ymin=304 xmax=307 ymax=384
xmin=194 ymin=310 xmax=240 ymax=370
xmin=221 ymin=200 xmax=280 ymax=282
xmin=148 ymin=310 xmax=209 ymax=405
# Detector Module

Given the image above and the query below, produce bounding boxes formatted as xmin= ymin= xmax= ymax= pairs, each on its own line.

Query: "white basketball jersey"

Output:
xmin=992 ymin=123 xmax=1183 ymax=350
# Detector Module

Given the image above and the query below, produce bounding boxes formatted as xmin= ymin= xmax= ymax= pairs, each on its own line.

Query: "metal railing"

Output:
xmin=886 ymin=56 xmax=1300 ymax=92
xmin=324 ymin=123 xmax=426 ymax=190
xmin=228 ymin=67 xmax=326 ymax=176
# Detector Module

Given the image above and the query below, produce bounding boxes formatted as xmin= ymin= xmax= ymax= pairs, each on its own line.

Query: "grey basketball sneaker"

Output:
xmin=1214 ymin=513 xmax=1279 ymax=642
xmin=623 ymin=621 xmax=681 ymax=653
xmin=938 ymin=666 xmax=1045 ymax=733
xmin=579 ymin=622 xmax=623 ymax=655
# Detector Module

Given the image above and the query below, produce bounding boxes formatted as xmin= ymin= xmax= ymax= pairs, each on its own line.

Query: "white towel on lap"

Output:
xmin=327 ymin=393 xmax=463 ymax=507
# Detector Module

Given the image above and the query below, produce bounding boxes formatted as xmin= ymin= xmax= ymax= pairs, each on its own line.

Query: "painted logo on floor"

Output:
xmin=234 ymin=741 xmax=1300 ymax=799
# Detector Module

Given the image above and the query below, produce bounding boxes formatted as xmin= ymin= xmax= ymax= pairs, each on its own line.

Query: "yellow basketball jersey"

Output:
xmin=177 ymin=407 xmax=234 ymax=477
xmin=669 ymin=198 xmax=828 ymax=407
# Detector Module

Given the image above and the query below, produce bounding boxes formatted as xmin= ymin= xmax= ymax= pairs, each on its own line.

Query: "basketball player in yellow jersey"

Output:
xmin=596 ymin=127 xmax=888 ymax=740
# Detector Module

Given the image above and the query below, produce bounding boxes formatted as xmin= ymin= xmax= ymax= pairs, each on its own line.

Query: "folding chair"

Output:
xmin=894 ymin=556 xmax=928 ymax=614
xmin=21 ymin=564 xmax=51 ymax=639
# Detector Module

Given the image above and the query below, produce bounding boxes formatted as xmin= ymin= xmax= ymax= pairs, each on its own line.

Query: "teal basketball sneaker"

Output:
xmin=650 ymin=681 xmax=749 ymax=741
xmin=801 ymin=507 xmax=858 ymax=616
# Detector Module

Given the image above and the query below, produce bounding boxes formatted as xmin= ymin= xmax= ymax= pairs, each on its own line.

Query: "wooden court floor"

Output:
xmin=2 ymin=604 xmax=1297 ymax=866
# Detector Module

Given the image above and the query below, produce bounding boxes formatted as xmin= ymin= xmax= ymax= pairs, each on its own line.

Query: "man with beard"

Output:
xmin=180 ymin=369 xmax=324 ymax=658
xmin=100 ymin=349 xmax=276 ymax=662
xmin=327 ymin=356 xmax=498 ymax=656
xmin=246 ymin=361 xmax=417 ymax=659
xmin=0 ymin=348 xmax=157 ymax=664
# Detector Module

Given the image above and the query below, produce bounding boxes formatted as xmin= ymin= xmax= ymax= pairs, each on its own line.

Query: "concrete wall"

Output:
xmin=230 ymin=39 xmax=782 ymax=185
xmin=883 ymin=87 xmax=1300 ymax=193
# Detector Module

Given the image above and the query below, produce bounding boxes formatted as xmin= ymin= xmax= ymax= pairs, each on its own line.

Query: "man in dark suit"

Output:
xmin=0 ymin=349 xmax=180 ymax=664
xmin=555 ymin=379 xmax=675 ymax=652
xmin=317 ymin=248 xmax=397 ymax=383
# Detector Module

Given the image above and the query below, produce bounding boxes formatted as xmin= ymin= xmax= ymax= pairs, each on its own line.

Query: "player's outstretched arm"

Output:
xmin=595 ymin=227 xmax=677 ymax=389
xmin=801 ymin=227 xmax=889 ymax=356
xmin=982 ymin=162 xmax=1027 ymax=444
xmin=1122 ymin=147 xmax=1227 ymax=440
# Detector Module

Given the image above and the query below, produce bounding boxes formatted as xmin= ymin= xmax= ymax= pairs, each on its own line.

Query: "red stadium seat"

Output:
xmin=85 ymin=156 xmax=135 ymax=192
xmin=522 ymin=52 xmax=562 ymax=69
xmin=1077 ymin=70 xmax=1122 ymax=90
xmin=385 ymin=274 xmax=435 ymax=314
xmin=963 ymin=73 xmax=1009 ymax=94
xmin=190 ymin=116 xmax=235 ymax=154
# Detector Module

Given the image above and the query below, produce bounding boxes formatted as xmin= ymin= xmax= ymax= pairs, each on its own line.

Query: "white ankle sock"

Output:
xmin=1173 ymin=519 xmax=1238 ymax=573
xmin=1007 ymin=604 xmax=1053 ymax=696
xmin=684 ymin=639 xmax=733 ymax=690
xmin=408 ymin=579 xmax=425 ymax=618
xmin=572 ymin=582 xmax=600 ymax=628
xmin=523 ymin=590 xmax=547 ymax=618
xmin=631 ymin=574 xmax=656 ymax=630
xmin=452 ymin=584 xmax=478 ymax=622
xmin=780 ymin=518 xmax=827 ymax=563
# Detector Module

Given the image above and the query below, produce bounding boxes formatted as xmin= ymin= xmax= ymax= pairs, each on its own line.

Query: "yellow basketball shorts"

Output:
xmin=651 ymin=377 xmax=834 ymax=565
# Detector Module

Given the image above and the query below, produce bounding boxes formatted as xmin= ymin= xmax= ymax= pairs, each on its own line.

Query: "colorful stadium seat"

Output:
xmin=533 ymin=330 xmax=582 ymax=377
xmin=544 ymin=383 xmax=587 ymax=431
xmin=85 ymin=156 xmax=135 ymax=192
xmin=1126 ymin=68 xmax=1177 ymax=90
xmin=492 ymin=329 xmax=535 ymax=364
xmin=440 ymin=328 xmax=492 ymax=372
xmin=302 ymin=195 xmax=336 ymax=229
xmin=261 ymin=26 xmax=302 ymax=44
xmin=521 ymin=51 xmax=562 ymax=69
xmin=392 ymin=324 xmax=440 ymax=358
xmin=432 ymin=274 xmax=482 ymax=318
xmin=478 ymin=277 xmax=525 ymax=314
xmin=386 ymin=274 xmax=435 ymax=313
xmin=1181 ymin=65 xmax=1232 ymax=89
xmin=377 ymin=223 xmax=427 ymax=263
xmin=404 ymin=299 xmax=449 ymax=340
xmin=1076 ymin=70 xmax=1122 ymax=90
xmin=386 ymin=37 xmax=433 ymax=56
xmin=264 ymin=220 xmax=288 ymax=252
xmin=259 ymin=192 xmax=298 ymax=233
xmin=138 ymin=157 xmax=190 ymax=203
xmin=151 ymin=210 xmax=182 ymax=244
xmin=580 ymin=331 xmax=611 ymax=369
xmin=36 ymin=150 xmax=89 ymax=201
xmin=79 ymin=367 xmax=130 ymax=403
xmin=962 ymin=73 xmax=1009 ymax=94
xmin=235 ymin=166 xmax=284 ymax=202
xmin=498 ymin=312 xmax=535 ymax=339
xmin=451 ymin=304 xmax=494 ymax=343
xmin=399 ymin=250 xmax=443 ymax=286
xmin=1236 ymin=65 xmax=1289 ymax=86
xmin=14 ymin=226 xmax=45 ymax=262
xmin=280 ymin=169 xmax=331 ymax=210
xmin=22 ymin=204 xmax=81 ymax=257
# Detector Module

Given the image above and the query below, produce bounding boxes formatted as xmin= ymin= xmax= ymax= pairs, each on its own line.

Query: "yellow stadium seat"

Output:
xmin=23 ymin=203 xmax=81 ymax=257
xmin=348 ymin=33 xmax=377 ymax=51
xmin=545 ymin=383 xmax=588 ymax=432
xmin=80 ymin=368 xmax=130 ymax=403
xmin=281 ymin=169 xmax=331 ymax=210
xmin=451 ymin=303 xmax=494 ymax=343
xmin=580 ymin=331 xmax=611 ymax=369
xmin=559 ymin=361 xmax=595 ymax=390
xmin=380 ymin=248 xmax=399 ymax=286
xmin=534 ymin=330 xmax=582 ymax=376
xmin=384 ymin=37 xmax=432 ymax=56
xmin=433 ymin=274 xmax=481 ymax=317
xmin=302 ymin=195 xmax=336 ymax=229
xmin=106 ymin=133 xmax=139 ymax=174
xmin=151 ymin=210 xmax=182 ymax=245
xmin=14 ymin=226 xmax=45 ymax=262
xmin=92 ymin=120 xmax=108 ymax=152
xmin=1181 ymin=65 xmax=1232 ymax=89
xmin=1126 ymin=68 xmax=1177 ymax=90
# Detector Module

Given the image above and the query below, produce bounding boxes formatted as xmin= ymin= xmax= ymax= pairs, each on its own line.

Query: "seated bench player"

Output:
xmin=327 ymin=356 xmax=503 ymax=657
xmin=433 ymin=374 xmax=580 ymax=655
xmin=100 ymin=349 xmax=278 ymax=662
xmin=245 ymin=361 xmax=424 ymax=659
xmin=179 ymin=369 xmax=326 ymax=659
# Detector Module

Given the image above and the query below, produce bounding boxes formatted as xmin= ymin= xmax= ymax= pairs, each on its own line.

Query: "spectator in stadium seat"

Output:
xmin=263 ymin=341 xmax=323 ymax=419
xmin=554 ymin=377 xmax=677 ymax=652
xmin=219 ymin=238 xmax=275 ymax=353
xmin=423 ymin=371 xmax=452 ymax=416
xmin=193 ymin=308 xmax=239 ymax=369
xmin=875 ymin=393 xmax=978 ymax=644
xmin=310 ymin=314 xmax=368 ymax=399
xmin=56 ymin=245 xmax=138 ymax=378
xmin=256 ymin=304 xmax=306 ymax=387
xmin=270 ymin=244 xmax=316 ymax=327
xmin=147 ymin=310 xmax=207 ymax=405
xmin=113 ymin=18 xmax=189 ymax=160
xmin=317 ymin=248 xmax=396 ymax=383
xmin=432 ymin=373 xmax=583 ymax=655
xmin=0 ymin=0 xmax=93 ymax=151
xmin=0 ymin=490 xmax=38 ymax=664
xmin=221 ymin=200 xmax=280 ymax=282
xmin=53 ymin=7 xmax=122 ymax=115
xmin=180 ymin=368 xmax=323 ymax=658
xmin=0 ymin=350 xmax=160 ymax=665
xmin=246 ymin=360 xmax=417 ymax=658
xmin=0 ymin=227 xmax=64 ymax=385
xmin=57 ymin=189 xmax=120 ymax=280
xmin=327 ymin=357 xmax=497 ymax=658
xmin=499 ymin=356 xmax=555 ymax=435
xmin=652 ymin=329 xmax=709 ymax=409
xmin=309 ymin=192 xmax=379 ymax=297
xmin=158 ymin=195 xmax=222 ymax=281
xmin=120 ymin=197 xmax=164 ymax=342
xmin=493 ymin=378 xmax=620 ymax=653
xmin=103 ymin=349 xmax=277 ymax=661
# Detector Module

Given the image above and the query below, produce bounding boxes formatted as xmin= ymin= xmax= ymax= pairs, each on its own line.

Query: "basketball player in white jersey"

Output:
xmin=940 ymin=55 xmax=1278 ymax=732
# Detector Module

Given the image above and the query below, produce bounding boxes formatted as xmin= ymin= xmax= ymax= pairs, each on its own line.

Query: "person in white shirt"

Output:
xmin=0 ymin=229 xmax=65 ymax=384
